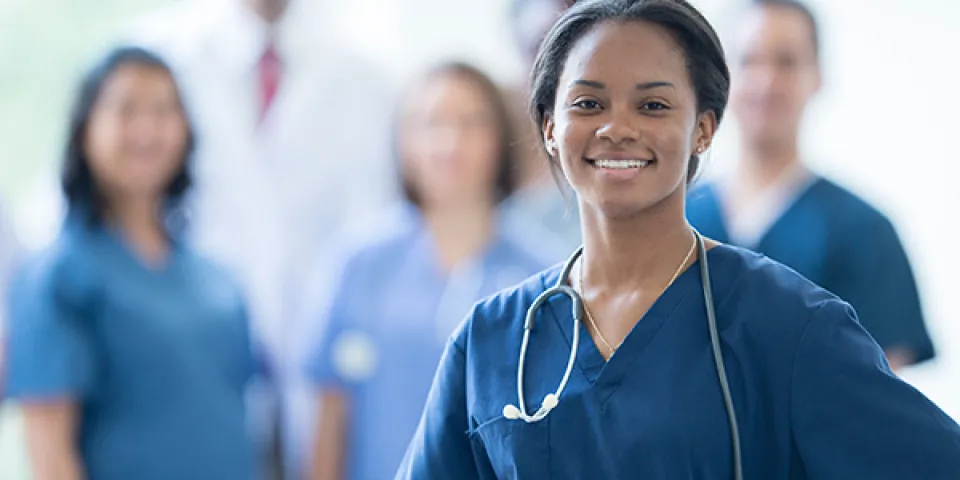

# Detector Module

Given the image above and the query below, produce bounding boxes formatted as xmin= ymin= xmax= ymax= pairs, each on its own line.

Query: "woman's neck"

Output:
xmin=579 ymin=192 xmax=695 ymax=294
xmin=422 ymin=201 xmax=496 ymax=272
xmin=106 ymin=198 xmax=169 ymax=265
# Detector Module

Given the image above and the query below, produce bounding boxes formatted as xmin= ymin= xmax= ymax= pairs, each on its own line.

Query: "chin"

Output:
xmin=590 ymin=194 xmax=669 ymax=222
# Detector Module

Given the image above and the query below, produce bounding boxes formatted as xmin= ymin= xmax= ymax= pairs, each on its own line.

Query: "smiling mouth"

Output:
xmin=585 ymin=158 xmax=655 ymax=169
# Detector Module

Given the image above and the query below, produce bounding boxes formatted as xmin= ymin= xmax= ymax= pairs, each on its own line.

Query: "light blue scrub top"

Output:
xmin=3 ymin=213 xmax=259 ymax=480
xmin=396 ymin=244 xmax=960 ymax=479
xmin=305 ymin=208 xmax=551 ymax=480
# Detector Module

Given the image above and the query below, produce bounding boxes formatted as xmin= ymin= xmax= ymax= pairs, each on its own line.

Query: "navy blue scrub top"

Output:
xmin=687 ymin=177 xmax=935 ymax=364
xmin=396 ymin=244 xmax=960 ymax=479
xmin=4 ymin=215 xmax=259 ymax=480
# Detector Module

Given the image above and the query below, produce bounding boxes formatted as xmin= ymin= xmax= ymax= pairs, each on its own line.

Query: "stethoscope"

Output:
xmin=501 ymin=230 xmax=743 ymax=480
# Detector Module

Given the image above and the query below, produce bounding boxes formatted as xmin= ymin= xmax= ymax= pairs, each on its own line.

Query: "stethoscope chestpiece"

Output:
xmin=503 ymin=393 xmax=559 ymax=422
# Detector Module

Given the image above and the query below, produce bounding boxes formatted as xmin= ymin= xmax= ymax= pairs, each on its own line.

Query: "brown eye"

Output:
xmin=572 ymin=99 xmax=602 ymax=110
xmin=641 ymin=101 xmax=669 ymax=111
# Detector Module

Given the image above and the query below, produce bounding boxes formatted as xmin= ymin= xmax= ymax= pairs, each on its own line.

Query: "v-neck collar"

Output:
xmin=542 ymin=246 xmax=729 ymax=407
xmin=405 ymin=205 xmax=512 ymax=284
xmin=65 ymin=208 xmax=182 ymax=277
xmin=702 ymin=176 xmax=822 ymax=250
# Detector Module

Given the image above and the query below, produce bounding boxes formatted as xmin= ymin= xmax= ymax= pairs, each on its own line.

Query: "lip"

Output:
xmin=583 ymin=155 xmax=656 ymax=182
xmin=585 ymin=151 xmax=654 ymax=162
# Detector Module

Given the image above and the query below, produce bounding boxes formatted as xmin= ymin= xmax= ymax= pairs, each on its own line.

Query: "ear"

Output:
xmin=542 ymin=112 xmax=558 ymax=156
xmin=692 ymin=110 xmax=718 ymax=153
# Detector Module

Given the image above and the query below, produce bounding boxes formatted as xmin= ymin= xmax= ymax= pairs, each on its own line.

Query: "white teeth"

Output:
xmin=594 ymin=159 xmax=651 ymax=169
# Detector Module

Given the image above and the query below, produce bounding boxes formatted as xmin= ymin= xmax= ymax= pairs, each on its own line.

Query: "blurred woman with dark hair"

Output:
xmin=304 ymin=62 xmax=552 ymax=480
xmin=3 ymin=46 xmax=260 ymax=480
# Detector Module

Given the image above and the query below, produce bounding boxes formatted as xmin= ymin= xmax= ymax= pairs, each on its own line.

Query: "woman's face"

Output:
xmin=84 ymin=64 xmax=188 ymax=203
xmin=544 ymin=20 xmax=715 ymax=220
xmin=399 ymin=72 xmax=502 ymax=209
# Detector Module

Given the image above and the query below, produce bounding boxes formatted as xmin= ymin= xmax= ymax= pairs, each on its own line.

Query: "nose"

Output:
xmin=431 ymin=124 xmax=465 ymax=156
xmin=595 ymin=107 xmax=638 ymax=145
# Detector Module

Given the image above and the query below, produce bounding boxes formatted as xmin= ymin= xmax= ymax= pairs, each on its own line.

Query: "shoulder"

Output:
xmin=684 ymin=181 xmax=722 ymax=223
xmin=686 ymin=180 xmax=721 ymax=211
xmin=338 ymin=209 xmax=420 ymax=268
xmin=808 ymin=177 xmax=895 ymax=229
xmin=451 ymin=265 xmax=560 ymax=350
xmin=710 ymin=244 xmax=854 ymax=345
xmin=495 ymin=226 xmax=566 ymax=273
xmin=306 ymin=207 xmax=421 ymax=290
xmin=178 ymin=245 xmax=247 ymax=299
xmin=496 ymin=209 xmax=572 ymax=266
xmin=8 ymin=224 xmax=102 ymax=313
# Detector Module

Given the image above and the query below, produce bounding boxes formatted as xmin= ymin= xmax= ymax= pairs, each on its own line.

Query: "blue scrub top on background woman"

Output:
xmin=304 ymin=62 xmax=557 ymax=480
xmin=306 ymin=207 xmax=548 ymax=480
xmin=3 ymin=46 xmax=259 ymax=480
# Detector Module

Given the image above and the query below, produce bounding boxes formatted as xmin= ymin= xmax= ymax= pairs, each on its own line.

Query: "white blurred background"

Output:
xmin=2 ymin=0 xmax=958 ymax=476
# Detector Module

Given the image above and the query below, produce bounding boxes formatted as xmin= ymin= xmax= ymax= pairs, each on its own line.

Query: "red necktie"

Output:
xmin=258 ymin=42 xmax=282 ymax=123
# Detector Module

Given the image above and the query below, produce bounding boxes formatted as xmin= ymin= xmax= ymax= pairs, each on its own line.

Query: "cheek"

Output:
xmin=553 ymin=117 xmax=588 ymax=167
xmin=159 ymin=118 xmax=189 ymax=168
xmin=83 ymin=116 xmax=124 ymax=178
xmin=659 ymin=123 xmax=695 ymax=170
xmin=466 ymin=129 xmax=501 ymax=180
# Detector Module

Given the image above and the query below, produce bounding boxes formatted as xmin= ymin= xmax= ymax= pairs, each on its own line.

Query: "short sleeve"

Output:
xmin=239 ymin=299 xmax=270 ymax=383
xmin=394 ymin=335 xmax=480 ymax=480
xmin=836 ymin=216 xmax=934 ymax=363
xmin=791 ymin=300 xmax=960 ymax=478
xmin=302 ymin=266 xmax=367 ymax=393
xmin=3 ymin=261 xmax=99 ymax=400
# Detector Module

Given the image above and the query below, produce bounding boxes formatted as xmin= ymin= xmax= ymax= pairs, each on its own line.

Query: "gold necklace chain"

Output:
xmin=578 ymin=233 xmax=698 ymax=356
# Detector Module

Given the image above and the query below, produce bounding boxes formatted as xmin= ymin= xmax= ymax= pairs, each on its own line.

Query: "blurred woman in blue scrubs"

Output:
xmin=305 ymin=62 xmax=552 ymax=480
xmin=396 ymin=1 xmax=960 ymax=478
xmin=3 ymin=47 xmax=259 ymax=480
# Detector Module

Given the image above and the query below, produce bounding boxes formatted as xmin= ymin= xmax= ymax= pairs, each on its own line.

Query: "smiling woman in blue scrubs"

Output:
xmin=304 ymin=63 xmax=552 ymax=480
xmin=3 ymin=47 xmax=258 ymax=480
xmin=395 ymin=1 xmax=960 ymax=479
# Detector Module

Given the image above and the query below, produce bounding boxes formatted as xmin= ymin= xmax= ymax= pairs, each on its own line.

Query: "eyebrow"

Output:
xmin=570 ymin=79 xmax=676 ymax=90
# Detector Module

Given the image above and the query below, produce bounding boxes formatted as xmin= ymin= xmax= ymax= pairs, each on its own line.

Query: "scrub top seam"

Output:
xmin=785 ymin=301 xmax=829 ymax=457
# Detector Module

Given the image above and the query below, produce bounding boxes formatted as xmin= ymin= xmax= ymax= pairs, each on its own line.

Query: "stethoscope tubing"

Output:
xmin=508 ymin=231 xmax=743 ymax=480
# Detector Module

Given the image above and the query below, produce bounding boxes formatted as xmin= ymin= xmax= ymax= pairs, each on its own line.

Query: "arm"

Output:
xmin=835 ymin=216 xmax=934 ymax=368
xmin=21 ymin=402 xmax=84 ymax=480
xmin=791 ymin=300 xmax=960 ymax=478
xmin=301 ymin=265 xmax=359 ymax=480
xmin=394 ymin=340 xmax=481 ymax=480
xmin=4 ymin=259 xmax=98 ymax=480
xmin=309 ymin=390 xmax=349 ymax=480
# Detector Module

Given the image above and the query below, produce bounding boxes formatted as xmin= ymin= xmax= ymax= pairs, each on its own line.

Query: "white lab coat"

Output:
xmin=0 ymin=201 xmax=20 ymax=334
xmin=124 ymin=1 xmax=398 ymax=475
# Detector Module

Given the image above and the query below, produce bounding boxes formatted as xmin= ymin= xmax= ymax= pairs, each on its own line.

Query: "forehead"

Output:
xmin=99 ymin=65 xmax=175 ymax=97
xmin=733 ymin=6 xmax=816 ymax=57
xmin=404 ymin=73 xmax=491 ymax=116
xmin=560 ymin=20 xmax=691 ymax=89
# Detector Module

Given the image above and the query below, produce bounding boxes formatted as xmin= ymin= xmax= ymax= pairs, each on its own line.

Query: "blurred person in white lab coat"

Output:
xmin=500 ymin=0 xmax=580 ymax=257
xmin=123 ymin=0 xmax=397 ymax=477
